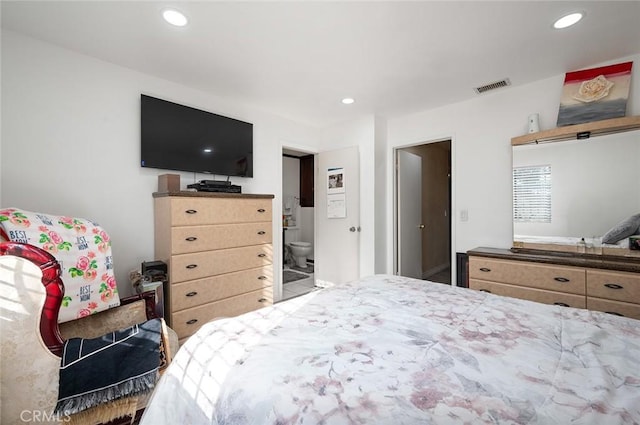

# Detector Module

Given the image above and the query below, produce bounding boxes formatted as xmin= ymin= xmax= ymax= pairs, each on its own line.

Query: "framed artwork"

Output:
xmin=327 ymin=167 xmax=346 ymax=218
xmin=327 ymin=167 xmax=345 ymax=194
xmin=557 ymin=61 xmax=633 ymax=127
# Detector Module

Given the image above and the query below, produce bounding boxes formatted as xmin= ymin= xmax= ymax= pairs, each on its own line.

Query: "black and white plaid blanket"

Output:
xmin=54 ymin=318 xmax=162 ymax=416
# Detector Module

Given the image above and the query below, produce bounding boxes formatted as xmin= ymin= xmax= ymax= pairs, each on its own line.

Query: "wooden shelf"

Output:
xmin=511 ymin=115 xmax=640 ymax=146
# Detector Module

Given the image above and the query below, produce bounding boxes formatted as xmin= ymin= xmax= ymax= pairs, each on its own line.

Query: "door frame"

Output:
xmin=279 ymin=142 xmax=318 ymax=302
xmin=393 ymin=137 xmax=456 ymax=285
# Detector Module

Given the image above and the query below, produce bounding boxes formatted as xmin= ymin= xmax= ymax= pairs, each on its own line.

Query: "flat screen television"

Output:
xmin=141 ymin=94 xmax=253 ymax=177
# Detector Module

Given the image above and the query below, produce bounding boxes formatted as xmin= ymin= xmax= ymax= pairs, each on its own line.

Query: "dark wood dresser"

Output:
xmin=468 ymin=247 xmax=640 ymax=320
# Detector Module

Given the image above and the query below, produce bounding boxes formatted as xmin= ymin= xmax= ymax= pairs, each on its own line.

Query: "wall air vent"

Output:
xmin=474 ymin=78 xmax=511 ymax=94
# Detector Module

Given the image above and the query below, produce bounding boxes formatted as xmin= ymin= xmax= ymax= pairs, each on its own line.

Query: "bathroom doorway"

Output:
xmin=282 ymin=148 xmax=316 ymax=300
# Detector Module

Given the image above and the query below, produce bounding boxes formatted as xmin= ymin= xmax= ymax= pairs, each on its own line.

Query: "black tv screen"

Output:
xmin=141 ymin=94 xmax=253 ymax=177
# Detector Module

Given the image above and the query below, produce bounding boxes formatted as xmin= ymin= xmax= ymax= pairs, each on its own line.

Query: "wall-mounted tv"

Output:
xmin=141 ymin=94 xmax=253 ymax=177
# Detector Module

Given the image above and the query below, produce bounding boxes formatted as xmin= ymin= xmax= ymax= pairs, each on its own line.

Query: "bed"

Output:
xmin=140 ymin=274 xmax=640 ymax=424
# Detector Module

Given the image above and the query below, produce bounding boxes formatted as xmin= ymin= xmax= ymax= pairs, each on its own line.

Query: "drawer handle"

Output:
xmin=257 ymin=208 xmax=266 ymax=213
xmin=479 ymin=267 xmax=491 ymax=272
xmin=185 ymin=291 xmax=198 ymax=297
xmin=257 ymin=230 xmax=266 ymax=235
xmin=258 ymin=275 xmax=267 ymax=280
xmin=604 ymin=283 xmax=624 ymax=290
xmin=185 ymin=209 xmax=198 ymax=214
xmin=258 ymin=253 xmax=267 ymax=258
xmin=186 ymin=264 xmax=198 ymax=269
xmin=258 ymin=298 xmax=268 ymax=303
xmin=186 ymin=319 xmax=198 ymax=325
xmin=479 ymin=289 xmax=491 ymax=293
xmin=553 ymin=302 xmax=570 ymax=307
xmin=605 ymin=311 xmax=624 ymax=317
xmin=554 ymin=277 xmax=570 ymax=283
xmin=185 ymin=236 xmax=198 ymax=242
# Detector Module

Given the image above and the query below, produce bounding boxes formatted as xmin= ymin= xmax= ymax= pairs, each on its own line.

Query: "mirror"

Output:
xmin=512 ymin=129 xmax=640 ymax=252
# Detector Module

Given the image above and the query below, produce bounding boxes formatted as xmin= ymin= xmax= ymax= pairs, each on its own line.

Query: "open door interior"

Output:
xmin=397 ymin=149 xmax=423 ymax=279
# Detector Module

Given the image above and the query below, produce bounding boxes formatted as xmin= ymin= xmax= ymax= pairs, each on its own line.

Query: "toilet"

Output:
xmin=288 ymin=241 xmax=312 ymax=268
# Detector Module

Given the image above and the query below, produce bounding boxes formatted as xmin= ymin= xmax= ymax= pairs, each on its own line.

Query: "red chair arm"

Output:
xmin=0 ymin=242 xmax=160 ymax=356
xmin=0 ymin=242 xmax=65 ymax=356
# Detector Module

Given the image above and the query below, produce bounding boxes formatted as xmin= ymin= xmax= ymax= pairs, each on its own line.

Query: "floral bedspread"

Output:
xmin=141 ymin=275 xmax=640 ymax=425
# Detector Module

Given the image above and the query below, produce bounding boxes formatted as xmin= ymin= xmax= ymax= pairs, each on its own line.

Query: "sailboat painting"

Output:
xmin=557 ymin=61 xmax=632 ymax=127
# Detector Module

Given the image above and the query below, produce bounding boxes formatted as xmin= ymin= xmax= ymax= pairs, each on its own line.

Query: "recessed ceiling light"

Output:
xmin=342 ymin=98 xmax=355 ymax=105
xmin=553 ymin=12 xmax=583 ymax=29
xmin=163 ymin=9 xmax=188 ymax=27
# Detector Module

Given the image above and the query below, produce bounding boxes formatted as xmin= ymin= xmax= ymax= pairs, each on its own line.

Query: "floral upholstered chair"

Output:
xmin=0 ymin=209 xmax=178 ymax=425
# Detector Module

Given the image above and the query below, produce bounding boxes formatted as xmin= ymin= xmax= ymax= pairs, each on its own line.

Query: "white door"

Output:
xmin=315 ymin=146 xmax=360 ymax=286
xmin=397 ymin=150 xmax=423 ymax=279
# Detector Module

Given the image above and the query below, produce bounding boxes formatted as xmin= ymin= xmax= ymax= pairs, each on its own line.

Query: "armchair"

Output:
xmin=0 ymin=209 xmax=178 ymax=425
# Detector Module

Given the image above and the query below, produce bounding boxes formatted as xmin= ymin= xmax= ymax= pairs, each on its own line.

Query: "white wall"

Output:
xmin=374 ymin=116 xmax=388 ymax=274
xmin=299 ymin=207 xmax=315 ymax=257
xmin=282 ymin=156 xmax=300 ymax=217
xmin=387 ymin=54 xmax=640 ymax=273
xmin=1 ymin=30 xmax=320 ymax=297
xmin=3 ymin=29 xmax=638 ymax=295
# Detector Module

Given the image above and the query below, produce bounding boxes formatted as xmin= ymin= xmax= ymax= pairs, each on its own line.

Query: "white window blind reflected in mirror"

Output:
xmin=513 ymin=165 xmax=551 ymax=223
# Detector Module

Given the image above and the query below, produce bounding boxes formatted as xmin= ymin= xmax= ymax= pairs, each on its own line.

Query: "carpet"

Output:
xmin=283 ymin=270 xmax=309 ymax=284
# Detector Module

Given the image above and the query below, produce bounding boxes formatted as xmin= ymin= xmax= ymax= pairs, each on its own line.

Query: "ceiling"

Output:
xmin=2 ymin=1 xmax=639 ymax=128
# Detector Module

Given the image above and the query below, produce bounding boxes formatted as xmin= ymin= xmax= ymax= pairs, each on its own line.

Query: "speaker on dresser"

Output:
xmin=158 ymin=174 xmax=180 ymax=192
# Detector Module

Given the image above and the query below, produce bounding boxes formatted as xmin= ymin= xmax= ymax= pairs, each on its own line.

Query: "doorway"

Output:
xmin=395 ymin=140 xmax=452 ymax=284
xmin=282 ymin=148 xmax=316 ymax=300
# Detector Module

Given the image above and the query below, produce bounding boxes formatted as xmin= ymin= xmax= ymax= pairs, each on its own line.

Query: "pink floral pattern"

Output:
xmin=0 ymin=208 xmax=120 ymax=323
xmin=142 ymin=275 xmax=640 ymax=425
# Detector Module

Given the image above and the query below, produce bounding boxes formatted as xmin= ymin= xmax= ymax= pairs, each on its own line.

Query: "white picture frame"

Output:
xmin=327 ymin=167 xmax=345 ymax=194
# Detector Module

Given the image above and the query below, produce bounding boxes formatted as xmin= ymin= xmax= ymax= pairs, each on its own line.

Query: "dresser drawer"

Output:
xmin=587 ymin=297 xmax=640 ymax=320
xmin=167 ymin=197 xmax=272 ymax=225
xmin=171 ymin=288 xmax=273 ymax=339
xmin=469 ymin=279 xmax=586 ymax=308
xmin=171 ymin=223 xmax=272 ymax=254
xmin=170 ymin=244 xmax=273 ymax=283
xmin=586 ymin=269 xmax=640 ymax=303
xmin=469 ymin=257 xmax=585 ymax=295
xmin=170 ymin=266 xmax=272 ymax=311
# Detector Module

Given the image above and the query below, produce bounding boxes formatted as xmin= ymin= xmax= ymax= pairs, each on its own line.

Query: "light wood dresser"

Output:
xmin=468 ymin=247 xmax=640 ymax=320
xmin=154 ymin=191 xmax=275 ymax=343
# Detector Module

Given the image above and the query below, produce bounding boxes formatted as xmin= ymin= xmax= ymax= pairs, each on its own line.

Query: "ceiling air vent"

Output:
xmin=474 ymin=78 xmax=511 ymax=94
